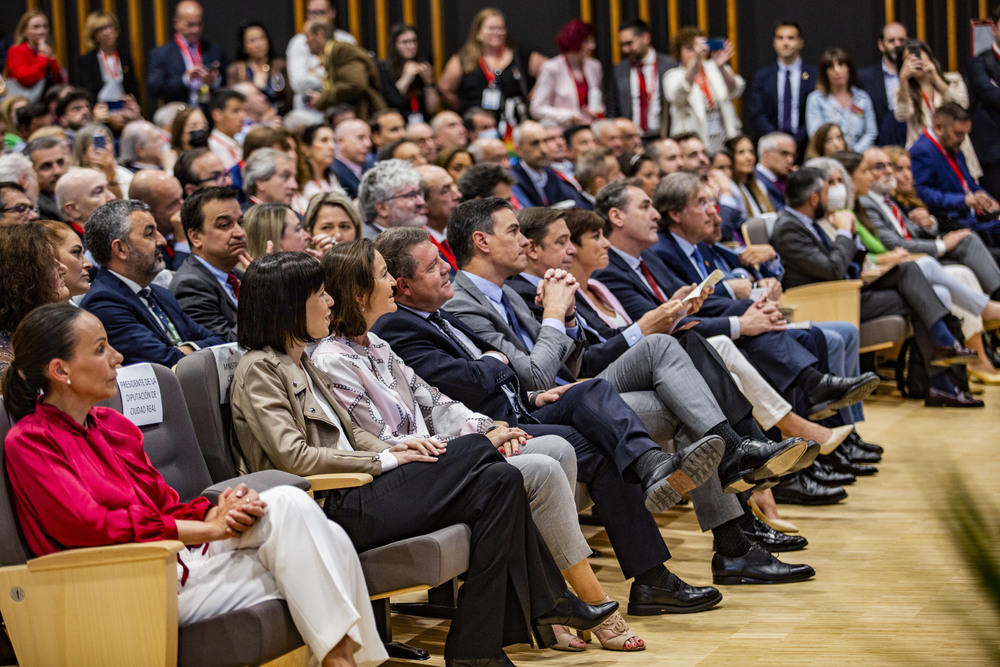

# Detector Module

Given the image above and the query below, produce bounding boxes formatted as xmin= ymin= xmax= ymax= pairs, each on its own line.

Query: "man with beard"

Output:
xmin=606 ymin=19 xmax=677 ymax=140
xmin=358 ymin=159 xmax=427 ymax=240
xmin=81 ymin=199 xmax=224 ymax=365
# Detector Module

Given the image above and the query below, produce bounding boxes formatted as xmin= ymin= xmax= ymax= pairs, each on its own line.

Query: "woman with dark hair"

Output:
xmin=230 ymin=251 xmax=615 ymax=666
xmin=1 ymin=302 xmax=387 ymax=667
xmin=0 ymin=223 xmax=69 ymax=375
xmin=435 ymin=145 xmax=474 ymax=183
xmin=805 ymin=47 xmax=877 ymax=151
xmin=4 ymin=10 xmax=66 ymax=102
xmin=619 ymin=152 xmax=660 ymax=197
xmin=170 ymin=106 xmax=210 ymax=152
xmin=70 ymin=122 xmax=131 ymax=198
xmin=312 ymin=240 xmax=643 ymax=653
xmin=529 ymin=19 xmax=603 ymax=126
xmin=378 ymin=23 xmax=439 ymax=121
xmin=303 ymin=192 xmax=362 ymax=245
xmin=804 ymin=122 xmax=847 ymax=160
xmin=226 ymin=22 xmax=290 ymax=115
xmin=299 ymin=123 xmax=344 ymax=200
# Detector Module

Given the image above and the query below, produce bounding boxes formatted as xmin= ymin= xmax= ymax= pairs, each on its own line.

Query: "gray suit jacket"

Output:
xmin=362 ymin=221 xmax=383 ymax=241
xmin=606 ymin=50 xmax=678 ymax=136
xmin=445 ymin=271 xmax=583 ymax=391
xmin=859 ymin=194 xmax=940 ymax=256
xmin=168 ymin=255 xmax=239 ymax=342
xmin=771 ymin=209 xmax=867 ymax=290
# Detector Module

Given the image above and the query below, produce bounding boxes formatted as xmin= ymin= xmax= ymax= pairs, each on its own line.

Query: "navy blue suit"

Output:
xmin=510 ymin=162 xmax=586 ymax=208
xmin=80 ymin=268 xmax=225 ymax=366
xmin=331 ymin=159 xmax=362 ymax=199
xmin=967 ymin=48 xmax=1000 ymax=200
xmin=146 ymin=39 xmax=225 ymax=105
xmin=857 ymin=64 xmax=907 ymax=146
xmin=910 ymin=132 xmax=984 ymax=232
xmin=754 ymin=166 xmax=786 ymax=211
xmin=745 ymin=62 xmax=817 ymax=151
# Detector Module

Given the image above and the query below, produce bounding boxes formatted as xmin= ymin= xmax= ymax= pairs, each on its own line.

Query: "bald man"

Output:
xmin=129 ymin=170 xmax=188 ymax=269
xmin=431 ymin=111 xmax=469 ymax=150
xmin=406 ymin=122 xmax=438 ymax=163
xmin=147 ymin=0 xmax=225 ymax=105
xmin=55 ymin=168 xmax=117 ymax=240
xmin=468 ymin=137 xmax=510 ymax=168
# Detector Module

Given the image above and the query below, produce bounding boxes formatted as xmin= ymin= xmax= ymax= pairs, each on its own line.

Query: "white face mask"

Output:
xmin=826 ymin=183 xmax=848 ymax=211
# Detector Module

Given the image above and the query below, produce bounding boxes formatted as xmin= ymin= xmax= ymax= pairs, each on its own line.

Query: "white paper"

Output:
xmin=211 ymin=343 xmax=244 ymax=404
xmin=116 ymin=363 xmax=164 ymax=427
xmin=785 ymin=320 xmax=812 ymax=329
xmin=682 ymin=269 xmax=725 ymax=304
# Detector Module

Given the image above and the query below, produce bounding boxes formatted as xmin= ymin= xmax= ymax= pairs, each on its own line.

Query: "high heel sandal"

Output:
xmin=590 ymin=598 xmax=645 ymax=651
xmin=749 ymin=496 xmax=799 ymax=534
xmin=551 ymin=625 xmax=587 ymax=652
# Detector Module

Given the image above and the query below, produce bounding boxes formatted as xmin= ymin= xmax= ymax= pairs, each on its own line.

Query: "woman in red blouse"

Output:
xmin=4 ymin=10 xmax=66 ymax=102
xmin=2 ymin=303 xmax=387 ymax=667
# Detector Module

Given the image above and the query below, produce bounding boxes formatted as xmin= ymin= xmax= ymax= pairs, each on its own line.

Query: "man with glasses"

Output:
xmin=754 ymin=132 xmax=798 ymax=211
xmin=416 ymin=164 xmax=461 ymax=270
xmin=174 ymin=148 xmax=232 ymax=198
xmin=358 ymin=159 xmax=427 ymax=240
xmin=0 ymin=182 xmax=40 ymax=226
xmin=243 ymin=149 xmax=299 ymax=207
xmin=286 ymin=0 xmax=356 ymax=110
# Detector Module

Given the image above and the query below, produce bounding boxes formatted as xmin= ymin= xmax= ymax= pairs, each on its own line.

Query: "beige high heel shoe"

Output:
xmin=588 ymin=597 xmax=645 ymax=651
xmin=749 ymin=496 xmax=800 ymax=534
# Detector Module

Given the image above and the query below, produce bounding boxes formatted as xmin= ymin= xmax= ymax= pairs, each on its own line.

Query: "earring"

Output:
xmin=66 ymin=378 xmax=71 ymax=385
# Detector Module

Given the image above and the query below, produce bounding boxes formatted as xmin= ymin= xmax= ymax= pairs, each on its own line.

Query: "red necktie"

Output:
xmin=227 ymin=272 xmax=240 ymax=300
xmin=884 ymin=196 xmax=911 ymax=240
xmin=638 ymin=260 xmax=666 ymax=303
xmin=635 ymin=65 xmax=650 ymax=133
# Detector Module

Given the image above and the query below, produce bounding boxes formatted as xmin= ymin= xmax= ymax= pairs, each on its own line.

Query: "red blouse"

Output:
xmin=4 ymin=401 xmax=212 ymax=556
xmin=5 ymin=42 xmax=65 ymax=88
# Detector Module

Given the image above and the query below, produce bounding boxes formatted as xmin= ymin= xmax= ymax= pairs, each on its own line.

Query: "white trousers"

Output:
xmin=706 ymin=335 xmax=791 ymax=431
xmin=178 ymin=485 xmax=387 ymax=667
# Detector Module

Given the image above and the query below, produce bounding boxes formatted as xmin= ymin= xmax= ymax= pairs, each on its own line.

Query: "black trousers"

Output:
xmin=325 ymin=435 xmax=565 ymax=659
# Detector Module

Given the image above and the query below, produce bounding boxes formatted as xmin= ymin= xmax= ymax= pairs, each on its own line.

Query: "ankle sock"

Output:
xmin=634 ymin=563 xmax=671 ymax=587
xmin=734 ymin=415 xmax=768 ymax=441
xmin=794 ymin=365 xmax=825 ymax=392
xmin=630 ymin=448 xmax=667 ymax=481
xmin=713 ymin=518 xmax=753 ymax=557
xmin=706 ymin=422 xmax=742 ymax=458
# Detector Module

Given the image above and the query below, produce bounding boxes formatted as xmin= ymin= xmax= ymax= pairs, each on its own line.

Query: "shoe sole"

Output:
xmin=644 ymin=436 xmax=724 ymax=513
xmin=723 ymin=441 xmax=808 ymax=493
xmin=808 ymin=375 xmax=881 ymax=420
xmin=627 ymin=591 xmax=723 ymax=616
xmin=930 ymin=353 xmax=978 ymax=367
xmin=713 ymin=568 xmax=816 ymax=585
xmin=785 ymin=442 xmax=821 ymax=474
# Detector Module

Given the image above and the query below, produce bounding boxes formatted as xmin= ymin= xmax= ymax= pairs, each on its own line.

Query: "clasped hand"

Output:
xmin=208 ymin=484 xmax=266 ymax=539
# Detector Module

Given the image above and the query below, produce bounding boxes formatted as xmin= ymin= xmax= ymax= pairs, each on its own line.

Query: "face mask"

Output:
xmin=826 ymin=183 xmax=847 ymax=211
xmin=478 ymin=128 xmax=500 ymax=140
xmin=188 ymin=129 xmax=208 ymax=147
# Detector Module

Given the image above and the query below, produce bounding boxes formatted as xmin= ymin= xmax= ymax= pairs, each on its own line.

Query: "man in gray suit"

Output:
xmin=169 ymin=186 xmax=246 ymax=341
xmin=861 ymin=146 xmax=1000 ymax=300
xmin=357 ymin=159 xmax=427 ymax=241
xmin=606 ymin=20 xmax=678 ymax=140
xmin=444 ymin=196 xmax=817 ymax=586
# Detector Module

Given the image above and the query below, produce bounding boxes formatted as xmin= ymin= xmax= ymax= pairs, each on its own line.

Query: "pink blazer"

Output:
xmin=530 ymin=54 xmax=604 ymax=126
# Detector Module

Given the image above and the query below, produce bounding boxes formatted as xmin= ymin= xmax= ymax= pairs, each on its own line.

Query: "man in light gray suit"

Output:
xmin=605 ymin=19 xmax=678 ymax=140
xmin=861 ymin=146 xmax=1000 ymax=300
xmin=444 ymin=196 xmax=817 ymax=586
xmin=169 ymin=186 xmax=245 ymax=341
xmin=357 ymin=159 xmax=428 ymax=241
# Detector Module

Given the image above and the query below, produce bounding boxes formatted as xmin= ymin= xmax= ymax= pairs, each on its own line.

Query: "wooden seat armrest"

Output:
xmin=26 ymin=540 xmax=185 ymax=572
xmin=305 ymin=472 xmax=374 ymax=491
xmin=780 ymin=280 xmax=862 ymax=327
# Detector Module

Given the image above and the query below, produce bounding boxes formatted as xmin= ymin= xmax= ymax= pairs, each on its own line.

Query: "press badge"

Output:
xmin=408 ymin=112 xmax=425 ymax=124
xmin=482 ymin=87 xmax=502 ymax=110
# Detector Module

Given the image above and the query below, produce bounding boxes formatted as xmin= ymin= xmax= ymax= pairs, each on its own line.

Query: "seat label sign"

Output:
xmin=116 ymin=363 xmax=164 ymax=426
xmin=211 ymin=343 xmax=243 ymax=404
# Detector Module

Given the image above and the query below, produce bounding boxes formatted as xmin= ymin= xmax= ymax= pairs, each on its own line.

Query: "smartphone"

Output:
xmin=106 ymin=99 xmax=125 ymax=112
xmin=706 ymin=37 xmax=726 ymax=52
xmin=906 ymin=44 xmax=921 ymax=58
xmin=93 ymin=134 xmax=106 ymax=151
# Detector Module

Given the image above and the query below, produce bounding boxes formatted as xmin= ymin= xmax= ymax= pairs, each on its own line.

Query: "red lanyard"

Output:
xmin=98 ymin=50 xmax=120 ymax=79
xmin=695 ymin=69 xmax=715 ymax=110
xmin=479 ymin=48 xmax=506 ymax=87
xmin=923 ymin=130 xmax=970 ymax=195
xmin=174 ymin=34 xmax=202 ymax=68
xmin=409 ymin=91 xmax=419 ymax=112
xmin=920 ymin=90 xmax=935 ymax=122
xmin=565 ymin=57 xmax=588 ymax=110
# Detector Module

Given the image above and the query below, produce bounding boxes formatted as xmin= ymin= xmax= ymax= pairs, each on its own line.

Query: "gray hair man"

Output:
xmin=357 ymin=159 xmax=426 ymax=239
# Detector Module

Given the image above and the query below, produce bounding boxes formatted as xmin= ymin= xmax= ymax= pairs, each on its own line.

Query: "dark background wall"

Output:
xmin=1 ymin=0 xmax=993 ymax=113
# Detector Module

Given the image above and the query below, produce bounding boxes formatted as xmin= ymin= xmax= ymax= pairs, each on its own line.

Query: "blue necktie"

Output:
xmin=811 ymin=220 xmax=833 ymax=252
xmin=499 ymin=291 xmax=533 ymax=351
xmin=139 ymin=287 xmax=182 ymax=345
xmin=781 ymin=68 xmax=793 ymax=133
xmin=690 ymin=246 xmax=708 ymax=280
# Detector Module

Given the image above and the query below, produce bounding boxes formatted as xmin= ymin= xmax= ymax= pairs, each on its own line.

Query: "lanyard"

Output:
xmin=409 ymin=91 xmax=420 ymax=112
xmin=479 ymin=48 xmax=506 ymax=88
xmin=565 ymin=58 xmax=588 ymax=109
xmin=920 ymin=90 xmax=935 ymax=122
xmin=923 ymin=130 xmax=970 ymax=195
xmin=174 ymin=34 xmax=202 ymax=70
xmin=695 ymin=68 xmax=715 ymax=110
xmin=98 ymin=50 xmax=121 ymax=80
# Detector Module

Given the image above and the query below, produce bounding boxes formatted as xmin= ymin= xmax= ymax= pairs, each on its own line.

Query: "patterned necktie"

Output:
xmin=637 ymin=260 xmax=667 ymax=303
xmin=138 ymin=287 xmax=183 ymax=345
xmin=428 ymin=311 xmax=476 ymax=359
xmin=226 ymin=272 xmax=240 ymax=300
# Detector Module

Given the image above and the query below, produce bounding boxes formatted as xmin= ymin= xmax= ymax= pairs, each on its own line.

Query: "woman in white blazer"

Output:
xmin=663 ymin=27 xmax=744 ymax=150
xmin=530 ymin=19 xmax=604 ymax=127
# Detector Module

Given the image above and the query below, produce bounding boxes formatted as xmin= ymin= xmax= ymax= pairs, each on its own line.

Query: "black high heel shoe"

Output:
xmin=531 ymin=592 xmax=618 ymax=648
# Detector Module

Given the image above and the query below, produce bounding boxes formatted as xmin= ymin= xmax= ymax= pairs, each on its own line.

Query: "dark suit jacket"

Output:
xmin=505 ymin=275 xmax=631 ymax=378
xmin=81 ymin=268 xmax=225 ymax=366
xmin=75 ymin=50 xmax=140 ymax=101
xmin=770 ymin=210 xmax=866 ymax=290
xmin=745 ymin=62 xmax=817 ymax=149
xmin=754 ymin=165 xmax=786 ymax=211
xmin=147 ymin=38 xmax=225 ymax=104
xmin=858 ymin=194 xmax=940 ymax=256
xmin=910 ymin=132 xmax=982 ymax=229
xmin=967 ymin=48 xmax=1000 ymax=168
xmin=168 ymin=256 xmax=239 ymax=341
xmin=370 ymin=306 xmax=528 ymax=424
xmin=604 ymin=51 xmax=678 ymax=135
xmin=510 ymin=162 xmax=585 ymax=208
xmin=331 ymin=159 xmax=362 ymax=199
xmin=857 ymin=63 xmax=907 ymax=146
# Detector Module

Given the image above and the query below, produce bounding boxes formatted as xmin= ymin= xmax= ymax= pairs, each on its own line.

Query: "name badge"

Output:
xmin=587 ymin=87 xmax=603 ymax=114
xmin=705 ymin=111 xmax=724 ymax=138
xmin=482 ymin=87 xmax=502 ymax=111
xmin=407 ymin=112 xmax=425 ymax=125
xmin=116 ymin=363 xmax=164 ymax=427
xmin=211 ymin=343 xmax=243 ymax=404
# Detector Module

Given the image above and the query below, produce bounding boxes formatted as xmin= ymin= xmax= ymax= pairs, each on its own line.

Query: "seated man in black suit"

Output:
xmin=771 ymin=167 xmax=981 ymax=408
xmin=80 ymin=199 xmax=224 ymax=366
xmin=510 ymin=121 xmax=587 ymax=208
xmin=373 ymin=226 xmax=815 ymax=591
xmin=169 ymin=187 xmax=246 ymax=341
xmin=128 ymin=170 xmax=188 ymax=270
xmin=330 ymin=119 xmax=373 ymax=199
xmin=146 ymin=0 xmax=224 ymax=106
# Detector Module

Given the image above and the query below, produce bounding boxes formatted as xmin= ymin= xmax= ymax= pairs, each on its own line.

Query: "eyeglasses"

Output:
xmin=869 ymin=162 xmax=889 ymax=172
xmin=0 ymin=204 xmax=39 ymax=216
xmin=196 ymin=171 xmax=231 ymax=185
xmin=690 ymin=198 xmax=717 ymax=211
xmin=383 ymin=190 xmax=423 ymax=202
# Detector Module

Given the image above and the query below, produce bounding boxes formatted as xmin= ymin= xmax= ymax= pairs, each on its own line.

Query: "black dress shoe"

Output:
xmin=627 ymin=571 xmax=722 ymax=615
xmin=641 ymin=436 xmax=724 ymax=512
xmin=847 ymin=432 xmax=884 ymax=455
xmin=718 ymin=437 xmax=807 ymax=493
xmin=806 ymin=372 xmax=881 ymax=420
xmin=925 ymin=387 xmax=985 ymax=407
xmin=711 ymin=543 xmax=816 ymax=585
xmin=771 ymin=470 xmax=848 ymax=505
xmin=838 ymin=438 xmax=881 ymax=464
xmin=740 ymin=515 xmax=808 ymax=552
xmin=785 ymin=439 xmax=821 ymax=474
xmin=446 ymin=654 xmax=516 ymax=667
xmin=804 ymin=460 xmax=856 ymax=487
xmin=818 ymin=449 xmax=878 ymax=476
xmin=930 ymin=342 xmax=978 ymax=367
xmin=532 ymin=592 xmax=618 ymax=647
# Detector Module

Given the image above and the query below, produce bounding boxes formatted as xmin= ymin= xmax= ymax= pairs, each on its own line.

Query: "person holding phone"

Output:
xmin=663 ymin=27 xmax=744 ymax=151
xmin=147 ymin=1 xmax=225 ymax=106
xmin=4 ymin=10 xmax=66 ymax=103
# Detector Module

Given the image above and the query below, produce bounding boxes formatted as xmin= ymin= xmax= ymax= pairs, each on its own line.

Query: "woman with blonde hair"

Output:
xmin=70 ymin=123 xmax=131 ymax=198
xmin=4 ymin=10 xmax=66 ymax=102
xmin=303 ymin=191 xmax=362 ymax=245
xmin=243 ymin=202 xmax=315 ymax=260
xmin=76 ymin=11 xmax=139 ymax=103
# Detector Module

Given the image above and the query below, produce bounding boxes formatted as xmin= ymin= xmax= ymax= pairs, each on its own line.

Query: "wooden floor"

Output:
xmin=386 ymin=385 xmax=1000 ymax=666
